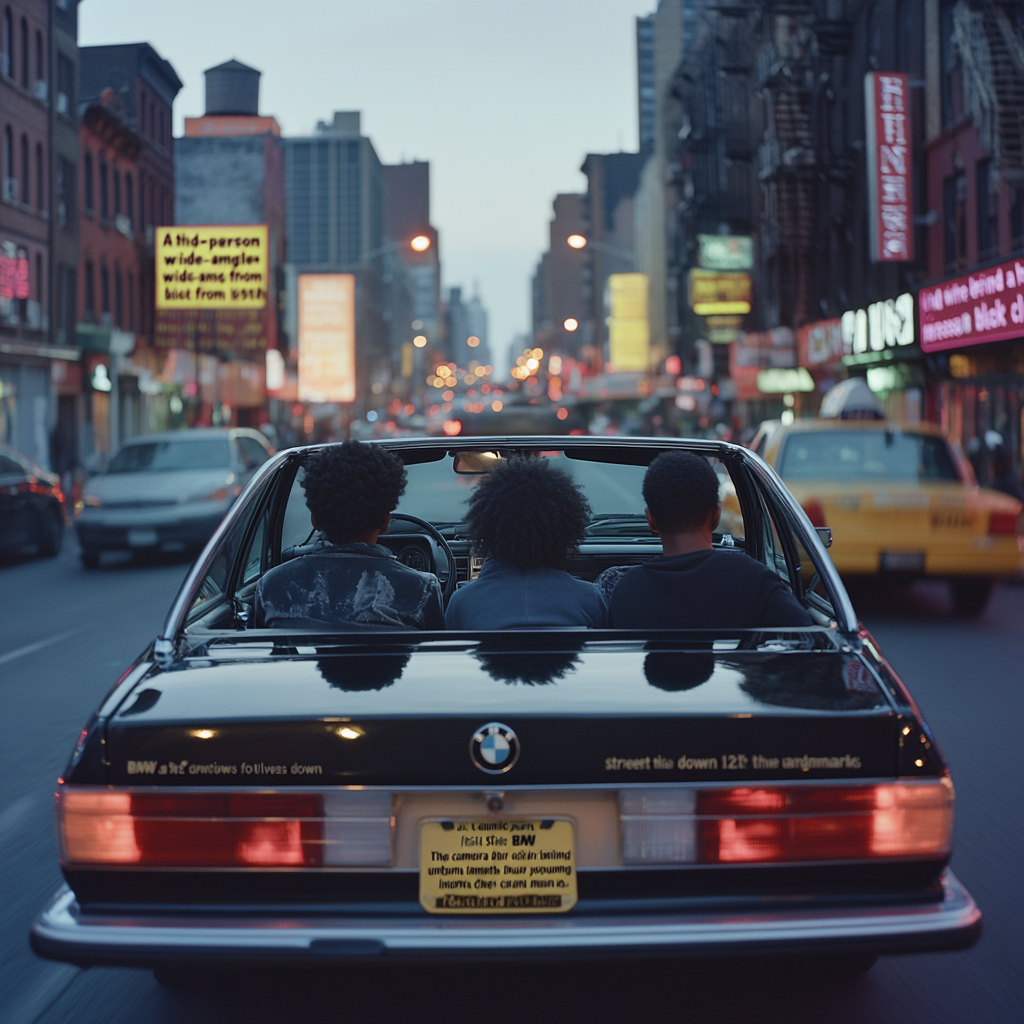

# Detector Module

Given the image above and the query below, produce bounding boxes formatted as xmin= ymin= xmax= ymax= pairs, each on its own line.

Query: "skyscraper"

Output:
xmin=636 ymin=14 xmax=656 ymax=151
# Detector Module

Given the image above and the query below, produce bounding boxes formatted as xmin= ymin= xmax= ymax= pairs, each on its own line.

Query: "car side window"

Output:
xmin=237 ymin=436 xmax=270 ymax=471
xmin=241 ymin=512 xmax=267 ymax=586
xmin=281 ymin=466 xmax=317 ymax=555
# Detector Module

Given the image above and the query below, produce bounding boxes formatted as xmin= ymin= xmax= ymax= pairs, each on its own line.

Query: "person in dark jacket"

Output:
xmin=254 ymin=441 xmax=444 ymax=630
xmin=445 ymin=457 xmax=607 ymax=629
xmin=608 ymin=451 xmax=811 ymax=629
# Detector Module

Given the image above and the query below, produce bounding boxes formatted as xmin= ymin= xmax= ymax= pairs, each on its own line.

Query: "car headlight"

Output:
xmin=188 ymin=485 xmax=242 ymax=503
xmin=82 ymin=494 xmax=102 ymax=508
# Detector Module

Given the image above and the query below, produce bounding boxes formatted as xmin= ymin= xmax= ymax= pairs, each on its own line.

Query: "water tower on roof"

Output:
xmin=204 ymin=59 xmax=260 ymax=116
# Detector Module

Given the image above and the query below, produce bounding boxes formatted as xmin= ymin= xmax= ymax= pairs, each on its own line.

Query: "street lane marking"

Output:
xmin=0 ymin=628 xmax=84 ymax=669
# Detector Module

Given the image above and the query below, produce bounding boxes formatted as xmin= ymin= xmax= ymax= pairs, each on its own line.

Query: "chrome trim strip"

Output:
xmin=32 ymin=870 xmax=979 ymax=962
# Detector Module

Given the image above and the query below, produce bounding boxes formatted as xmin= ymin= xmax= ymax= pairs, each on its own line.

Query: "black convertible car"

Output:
xmin=31 ymin=436 xmax=980 ymax=979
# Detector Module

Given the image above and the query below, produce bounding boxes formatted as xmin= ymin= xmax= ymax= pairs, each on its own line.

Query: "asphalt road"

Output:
xmin=1 ymin=536 xmax=1022 ymax=1024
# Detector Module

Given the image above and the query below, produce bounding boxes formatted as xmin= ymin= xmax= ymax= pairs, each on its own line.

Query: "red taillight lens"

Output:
xmin=57 ymin=788 xmax=393 ymax=868
xmin=988 ymin=511 xmax=1019 ymax=536
xmin=802 ymin=500 xmax=827 ymax=528
xmin=620 ymin=779 xmax=953 ymax=865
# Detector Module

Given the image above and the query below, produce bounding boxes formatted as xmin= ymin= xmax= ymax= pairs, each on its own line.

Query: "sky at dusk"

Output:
xmin=80 ymin=0 xmax=654 ymax=367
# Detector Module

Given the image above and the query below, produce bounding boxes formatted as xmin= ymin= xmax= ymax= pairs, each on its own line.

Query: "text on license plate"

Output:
xmin=420 ymin=819 xmax=577 ymax=914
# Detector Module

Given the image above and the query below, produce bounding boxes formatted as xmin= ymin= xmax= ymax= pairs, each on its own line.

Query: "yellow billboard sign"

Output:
xmin=155 ymin=225 xmax=268 ymax=310
xmin=688 ymin=269 xmax=752 ymax=315
xmin=607 ymin=273 xmax=649 ymax=372
xmin=298 ymin=274 xmax=356 ymax=403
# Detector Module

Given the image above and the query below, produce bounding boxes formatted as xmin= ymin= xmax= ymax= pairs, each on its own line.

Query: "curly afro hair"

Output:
xmin=642 ymin=451 xmax=720 ymax=533
xmin=302 ymin=441 xmax=406 ymax=543
xmin=464 ymin=457 xmax=591 ymax=571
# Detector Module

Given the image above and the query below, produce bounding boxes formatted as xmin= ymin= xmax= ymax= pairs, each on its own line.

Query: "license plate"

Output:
xmin=880 ymin=551 xmax=925 ymax=571
xmin=127 ymin=528 xmax=159 ymax=547
xmin=420 ymin=819 xmax=577 ymax=914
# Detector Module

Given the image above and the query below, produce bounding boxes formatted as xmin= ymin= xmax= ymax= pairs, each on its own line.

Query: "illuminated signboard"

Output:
xmin=865 ymin=72 xmax=913 ymax=262
xmin=155 ymin=225 xmax=268 ymax=310
xmin=688 ymin=269 xmax=752 ymax=315
xmin=298 ymin=274 xmax=356 ymax=403
xmin=607 ymin=273 xmax=650 ymax=372
xmin=918 ymin=257 xmax=1024 ymax=353
xmin=797 ymin=319 xmax=843 ymax=367
xmin=697 ymin=235 xmax=753 ymax=270
xmin=757 ymin=367 xmax=815 ymax=394
xmin=840 ymin=293 xmax=914 ymax=354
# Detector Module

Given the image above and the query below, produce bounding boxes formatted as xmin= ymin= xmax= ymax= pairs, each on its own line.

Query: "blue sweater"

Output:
xmin=445 ymin=560 xmax=608 ymax=629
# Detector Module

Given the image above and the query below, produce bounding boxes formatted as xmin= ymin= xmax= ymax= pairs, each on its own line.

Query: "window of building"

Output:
xmin=976 ymin=159 xmax=999 ymax=259
xmin=139 ymin=174 xmax=145 ymax=228
xmin=34 ymin=29 xmax=41 ymax=83
xmin=35 ymin=142 xmax=43 ymax=210
xmin=18 ymin=15 xmax=26 ymax=87
xmin=20 ymin=133 xmax=28 ymax=203
xmin=125 ymin=173 xmax=133 ymax=228
xmin=83 ymin=151 xmax=93 ymax=212
xmin=35 ymin=252 xmax=42 ymax=302
xmin=944 ymin=171 xmax=967 ymax=271
xmin=3 ymin=124 xmax=12 ymax=182
xmin=139 ymin=88 xmax=146 ymax=133
xmin=113 ymin=167 xmax=121 ymax=217
xmin=84 ymin=261 xmax=95 ymax=322
xmin=159 ymin=109 xmax=165 ymax=147
xmin=149 ymin=101 xmax=155 ymax=139
xmin=1012 ymin=184 xmax=1024 ymax=252
xmin=99 ymin=160 xmax=108 ymax=220
xmin=2 ymin=8 xmax=12 ymax=80
xmin=100 ymin=264 xmax=110 ymax=321
xmin=59 ymin=265 xmax=76 ymax=336
xmin=940 ymin=0 xmax=964 ymax=128
xmin=115 ymin=267 xmax=122 ymax=327
xmin=57 ymin=157 xmax=74 ymax=226
xmin=127 ymin=272 xmax=134 ymax=330
xmin=57 ymin=52 xmax=73 ymax=114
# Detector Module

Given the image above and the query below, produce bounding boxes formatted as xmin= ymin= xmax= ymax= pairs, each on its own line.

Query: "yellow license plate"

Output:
xmin=419 ymin=819 xmax=577 ymax=914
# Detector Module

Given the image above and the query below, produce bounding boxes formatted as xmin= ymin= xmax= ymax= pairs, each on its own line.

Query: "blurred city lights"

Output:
xmin=563 ymin=318 xmax=578 ymax=332
xmin=566 ymin=234 xmax=587 ymax=249
xmin=557 ymin=407 xmax=569 ymax=420
xmin=442 ymin=419 xmax=462 ymax=436
xmin=531 ymin=348 xmax=544 ymax=359
xmin=526 ymin=357 xmax=540 ymax=371
xmin=491 ymin=400 xmax=503 ymax=411
xmin=410 ymin=235 xmax=431 ymax=252
xmin=413 ymin=335 xmax=428 ymax=347
xmin=467 ymin=335 xmax=480 ymax=347
xmin=436 ymin=365 xmax=450 ymax=377
xmin=549 ymin=355 xmax=563 ymax=375
xmin=442 ymin=389 xmax=454 ymax=401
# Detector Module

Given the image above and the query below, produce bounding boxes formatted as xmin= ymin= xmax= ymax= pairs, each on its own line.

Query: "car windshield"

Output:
xmin=779 ymin=432 xmax=959 ymax=482
xmin=107 ymin=439 xmax=232 ymax=474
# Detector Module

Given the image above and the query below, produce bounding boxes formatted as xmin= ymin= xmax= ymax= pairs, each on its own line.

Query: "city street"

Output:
xmin=1 ymin=535 xmax=1022 ymax=1023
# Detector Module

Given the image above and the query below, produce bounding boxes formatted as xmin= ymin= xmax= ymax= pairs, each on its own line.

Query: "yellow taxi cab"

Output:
xmin=742 ymin=383 xmax=1022 ymax=617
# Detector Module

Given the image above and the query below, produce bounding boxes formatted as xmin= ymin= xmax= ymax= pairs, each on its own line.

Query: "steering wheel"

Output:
xmin=386 ymin=513 xmax=458 ymax=603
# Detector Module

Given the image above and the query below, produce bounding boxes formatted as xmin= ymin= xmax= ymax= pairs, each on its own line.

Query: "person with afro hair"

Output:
xmin=607 ymin=450 xmax=811 ymax=629
xmin=445 ymin=457 xmax=607 ymax=629
xmin=253 ymin=441 xmax=444 ymax=630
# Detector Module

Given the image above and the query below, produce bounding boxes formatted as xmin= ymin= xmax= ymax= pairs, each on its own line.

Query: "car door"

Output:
xmin=0 ymin=452 xmax=32 ymax=549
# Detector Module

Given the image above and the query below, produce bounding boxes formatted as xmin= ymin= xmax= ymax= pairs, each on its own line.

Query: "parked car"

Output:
xmin=0 ymin=444 xmax=66 ymax=558
xmin=75 ymin=429 xmax=274 ymax=568
xmin=32 ymin=436 xmax=979 ymax=983
xmin=744 ymin=417 xmax=1022 ymax=616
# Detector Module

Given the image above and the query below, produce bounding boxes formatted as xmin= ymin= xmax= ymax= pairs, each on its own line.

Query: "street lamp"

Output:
xmin=565 ymin=234 xmax=635 ymax=268
xmin=410 ymin=235 xmax=431 ymax=252
xmin=363 ymin=235 xmax=432 ymax=261
xmin=566 ymin=234 xmax=587 ymax=249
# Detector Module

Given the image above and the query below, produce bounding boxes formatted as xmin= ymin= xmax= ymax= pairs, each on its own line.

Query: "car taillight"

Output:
xmin=619 ymin=778 xmax=953 ymax=865
xmin=802 ymin=500 xmax=827 ymax=527
xmin=988 ymin=511 xmax=1019 ymax=536
xmin=57 ymin=788 xmax=393 ymax=868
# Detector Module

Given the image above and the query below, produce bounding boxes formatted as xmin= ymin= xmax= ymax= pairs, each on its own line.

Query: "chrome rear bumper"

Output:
xmin=31 ymin=870 xmax=980 ymax=967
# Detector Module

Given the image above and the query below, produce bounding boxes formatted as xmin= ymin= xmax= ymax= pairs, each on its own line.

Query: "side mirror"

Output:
xmin=815 ymin=527 xmax=833 ymax=549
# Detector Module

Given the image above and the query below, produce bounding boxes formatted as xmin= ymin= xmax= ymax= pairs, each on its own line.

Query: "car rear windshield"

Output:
xmin=779 ymin=431 xmax=959 ymax=482
xmin=107 ymin=439 xmax=232 ymax=473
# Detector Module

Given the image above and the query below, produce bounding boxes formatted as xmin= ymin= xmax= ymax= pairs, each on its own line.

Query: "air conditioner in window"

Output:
xmin=115 ymin=214 xmax=134 ymax=241
xmin=2 ymin=178 xmax=18 ymax=203
xmin=56 ymin=92 xmax=69 ymax=116
xmin=33 ymin=80 xmax=47 ymax=102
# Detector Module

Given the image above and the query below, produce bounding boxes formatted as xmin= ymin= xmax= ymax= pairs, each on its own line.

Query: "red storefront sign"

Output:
xmin=919 ymin=257 xmax=1024 ymax=353
xmin=865 ymin=72 xmax=913 ymax=263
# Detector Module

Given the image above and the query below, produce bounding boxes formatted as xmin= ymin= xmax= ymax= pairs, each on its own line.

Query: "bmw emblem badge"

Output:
xmin=470 ymin=722 xmax=520 ymax=774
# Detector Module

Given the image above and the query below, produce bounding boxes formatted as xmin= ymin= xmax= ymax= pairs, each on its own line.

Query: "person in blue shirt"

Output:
xmin=445 ymin=457 xmax=607 ymax=629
